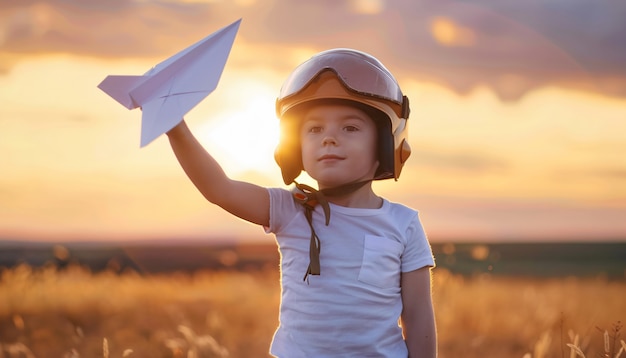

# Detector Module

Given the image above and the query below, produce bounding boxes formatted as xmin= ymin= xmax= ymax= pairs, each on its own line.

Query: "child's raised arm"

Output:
xmin=166 ymin=120 xmax=270 ymax=227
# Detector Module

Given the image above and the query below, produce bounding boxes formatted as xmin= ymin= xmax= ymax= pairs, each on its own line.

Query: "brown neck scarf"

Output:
xmin=292 ymin=180 xmax=371 ymax=282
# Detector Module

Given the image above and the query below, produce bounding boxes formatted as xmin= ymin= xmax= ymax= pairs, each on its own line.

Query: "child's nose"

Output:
xmin=322 ymin=135 xmax=337 ymax=146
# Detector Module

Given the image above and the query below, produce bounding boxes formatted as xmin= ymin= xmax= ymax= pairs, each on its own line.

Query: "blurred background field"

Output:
xmin=1 ymin=240 xmax=624 ymax=358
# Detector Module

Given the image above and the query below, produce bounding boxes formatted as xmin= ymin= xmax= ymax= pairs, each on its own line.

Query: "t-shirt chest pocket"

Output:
xmin=358 ymin=235 xmax=404 ymax=289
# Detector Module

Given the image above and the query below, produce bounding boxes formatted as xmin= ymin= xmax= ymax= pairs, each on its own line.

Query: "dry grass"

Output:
xmin=0 ymin=263 xmax=624 ymax=357
xmin=434 ymin=270 xmax=626 ymax=357
xmin=0 ymin=264 xmax=279 ymax=357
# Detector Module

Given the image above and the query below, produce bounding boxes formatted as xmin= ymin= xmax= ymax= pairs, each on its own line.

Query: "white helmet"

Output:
xmin=275 ymin=48 xmax=411 ymax=185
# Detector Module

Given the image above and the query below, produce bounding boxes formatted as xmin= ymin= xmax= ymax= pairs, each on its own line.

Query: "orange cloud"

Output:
xmin=430 ymin=16 xmax=475 ymax=47
xmin=2 ymin=0 xmax=626 ymax=102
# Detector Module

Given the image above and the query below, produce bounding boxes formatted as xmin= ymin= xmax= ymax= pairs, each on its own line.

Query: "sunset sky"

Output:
xmin=1 ymin=0 xmax=625 ymax=243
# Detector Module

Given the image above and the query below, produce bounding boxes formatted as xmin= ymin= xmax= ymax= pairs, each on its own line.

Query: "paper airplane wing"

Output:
xmin=134 ymin=19 xmax=241 ymax=146
xmin=97 ymin=75 xmax=145 ymax=109
xmin=97 ymin=19 xmax=241 ymax=147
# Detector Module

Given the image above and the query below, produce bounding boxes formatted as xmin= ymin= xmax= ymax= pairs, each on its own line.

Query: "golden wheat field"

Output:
xmin=0 ymin=263 xmax=624 ymax=358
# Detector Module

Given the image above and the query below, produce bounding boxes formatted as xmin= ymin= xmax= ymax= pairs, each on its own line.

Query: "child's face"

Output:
xmin=299 ymin=104 xmax=379 ymax=189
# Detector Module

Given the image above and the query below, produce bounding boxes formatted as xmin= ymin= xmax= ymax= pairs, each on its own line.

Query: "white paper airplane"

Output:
xmin=98 ymin=19 xmax=241 ymax=147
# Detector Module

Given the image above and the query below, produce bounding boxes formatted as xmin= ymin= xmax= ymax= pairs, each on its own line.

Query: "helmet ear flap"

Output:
xmin=274 ymin=145 xmax=302 ymax=185
xmin=400 ymin=140 xmax=411 ymax=164
xmin=273 ymin=148 xmax=285 ymax=179
xmin=275 ymin=114 xmax=303 ymax=185
xmin=393 ymin=118 xmax=411 ymax=180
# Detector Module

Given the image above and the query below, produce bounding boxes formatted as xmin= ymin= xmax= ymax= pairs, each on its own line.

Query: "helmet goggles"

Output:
xmin=277 ymin=49 xmax=409 ymax=119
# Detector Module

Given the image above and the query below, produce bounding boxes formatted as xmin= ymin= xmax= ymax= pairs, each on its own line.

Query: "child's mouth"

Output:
xmin=318 ymin=154 xmax=344 ymax=162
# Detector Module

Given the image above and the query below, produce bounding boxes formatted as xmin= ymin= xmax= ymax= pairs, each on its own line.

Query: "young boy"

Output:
xmin=166 ymin=48 xmax=437 ymax=357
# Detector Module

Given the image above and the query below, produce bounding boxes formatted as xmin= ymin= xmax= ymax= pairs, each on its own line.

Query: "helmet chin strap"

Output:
xmin=317 ymin=179 xmax=372 ymax=197
xmin=292 ymin=179 xmax=372 ymax=283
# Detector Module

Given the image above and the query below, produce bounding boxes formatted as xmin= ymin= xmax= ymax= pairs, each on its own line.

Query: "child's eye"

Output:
xmin=307 ymin=126 xmax=323 ymax=134
xmin=344 ymin=125 xmax=359 ymax=132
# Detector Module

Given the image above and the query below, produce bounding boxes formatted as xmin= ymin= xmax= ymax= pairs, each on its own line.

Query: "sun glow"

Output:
xmin=196 ymin=92 xmax=280 ymax=176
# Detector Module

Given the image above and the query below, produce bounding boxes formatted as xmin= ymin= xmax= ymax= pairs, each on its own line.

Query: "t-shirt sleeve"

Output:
xmin=264 ymin=187 xmax=298 ymax=234
xmin=401 ymin=212 xmax=435 ymax=272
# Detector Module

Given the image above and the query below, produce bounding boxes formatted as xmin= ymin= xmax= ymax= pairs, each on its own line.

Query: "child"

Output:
xmin=166 ymin=48 xmax=437 ymax=357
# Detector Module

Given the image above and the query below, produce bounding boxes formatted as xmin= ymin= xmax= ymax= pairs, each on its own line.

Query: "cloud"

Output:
xmin=1 ymin=0 xmax=625 ymax=101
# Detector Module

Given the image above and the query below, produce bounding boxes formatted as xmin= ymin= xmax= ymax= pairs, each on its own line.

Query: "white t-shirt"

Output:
xmin=265 ymin=187 xmax=435 ymax=358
